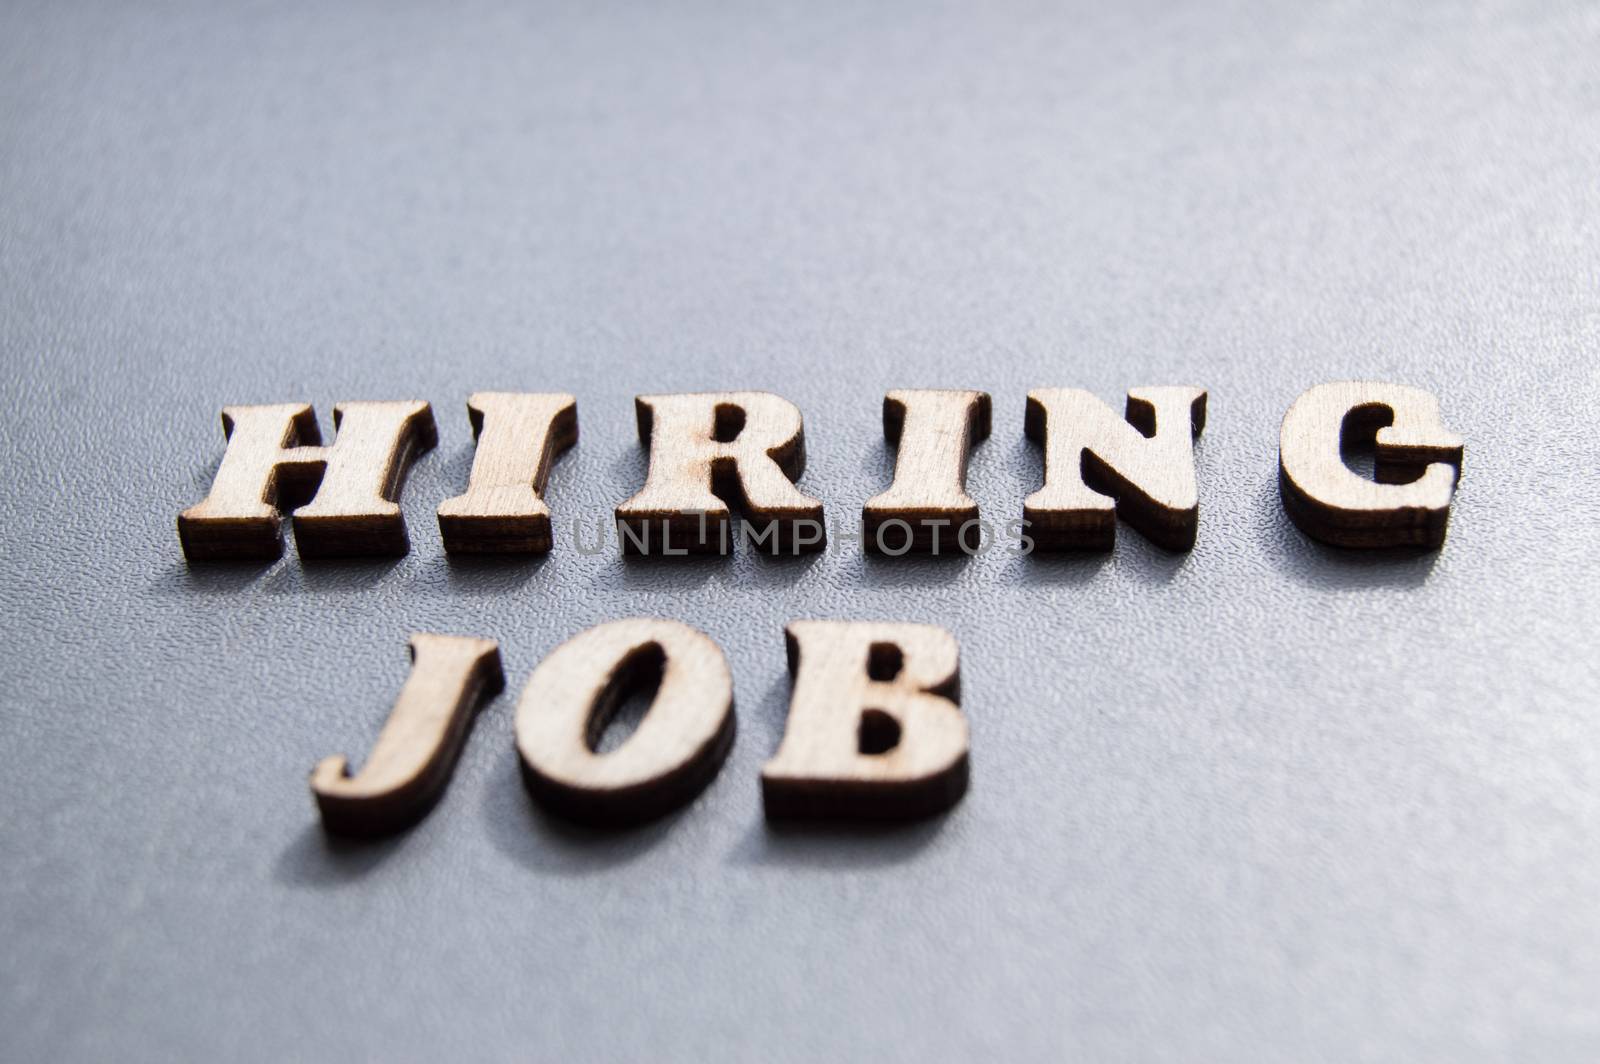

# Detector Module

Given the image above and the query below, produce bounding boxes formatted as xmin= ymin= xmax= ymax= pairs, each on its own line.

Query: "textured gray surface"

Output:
xmin=2 ymin=0 xmax=1598 ymax=1060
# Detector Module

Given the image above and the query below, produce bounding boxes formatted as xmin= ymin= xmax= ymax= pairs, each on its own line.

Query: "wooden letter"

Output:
xmin=1024 ymin=386 xmax=1207 ymax=550
xmin=615 ymin=392 xmax=824 ymax=555
xmin=863 ymin=389 xmax=991 ymax=553
xmin=437 ymin=392 xmax=578 ymax=554
xmin=515 ymin=618 xmax=735 ymax=825
xmin=1279 ymin=381 xmax=1464 ymax=548
xmin=179 ymin=401 xmax=437 ymax=560
xmin=762 ymin=621 xmax=968 ymax=820
xmin=311 ymin=633 xmax=504 ymax=837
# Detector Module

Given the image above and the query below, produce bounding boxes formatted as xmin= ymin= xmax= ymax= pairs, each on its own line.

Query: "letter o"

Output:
xmin=875 ymin=518 xmax=915 ymax=556
xmin=515 ymin=618 xmax=735 ymax=826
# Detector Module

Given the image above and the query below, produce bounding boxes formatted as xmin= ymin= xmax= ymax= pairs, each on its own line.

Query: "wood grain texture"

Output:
xmin=615 ymin=391 xmax=825 ymax=555
xmin=762 ymin=620 xmax=968 ymax=820
xmin=1279 ymin=380 xmax=1464 ymax=548
xmin=1023 ymin=386 xmax=1207 ymax=550
xmin=863 ymin=389 xmax=991 ymax=553
xmin=178 ymin=401 xmax=438 ymax=561
xmin=311 ymin=633 xmax=504 ymax=837
xmin=437 ymin=392 xmax=578 ymax=554
xmin=515 ymin=618 xmax=735 ymax=826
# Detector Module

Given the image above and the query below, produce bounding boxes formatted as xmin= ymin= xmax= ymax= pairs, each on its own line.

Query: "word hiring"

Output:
xmin=179 ymin=381 xmax=1466 ymax=563
xmin=312 ymin=618 xmax=967 ymax=836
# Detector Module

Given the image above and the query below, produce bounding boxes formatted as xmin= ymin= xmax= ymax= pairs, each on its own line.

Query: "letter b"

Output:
xmin=763 ymin=621 xmax=969 ymax=820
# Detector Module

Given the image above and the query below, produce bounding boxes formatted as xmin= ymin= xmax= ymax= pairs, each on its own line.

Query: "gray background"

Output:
xmin=2 ymin=0 xmax=1597 ymax=1060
